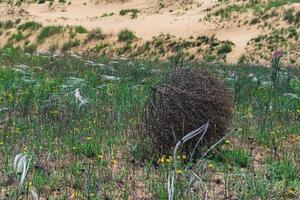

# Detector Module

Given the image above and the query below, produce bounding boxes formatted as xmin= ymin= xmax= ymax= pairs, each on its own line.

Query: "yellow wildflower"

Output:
xmin=98 ymin=155 xmax=103 ymax=160
xmin=175 ymin=169 xmax=183 ymax=174
xmin=85 ymin=137 xmax=92 ymax=140
xmin=224 ymin=140 xmax=231 ymax=145
xmin=111 ymin=159 xmax=117 ymax=165
xmin=70 ymin=191 xmax=78 ymax=198
xmin=157 ymin=155 xmax=166 ymax=164
xmin=7 ymin=93 xmax=14 ymax=102
xmin=287 ymin=188 xmax=296 ymax=196
xmin=208 ymin=163 xmax=215 ymax=169
xmin=166 ymin=156 xmax=173 ymax=163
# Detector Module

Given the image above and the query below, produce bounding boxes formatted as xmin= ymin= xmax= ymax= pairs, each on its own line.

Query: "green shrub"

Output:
xmin=217 ymin=41 xmax=233 ymax=55
xmin=74 ymin=26 xmax=88 ymax=34
xmin=118 ymin=29 xmax=136 ymax=42
xmin=283 ymin=8 xmax=295 ymax=24
xmin=119 ymin=8 xmax=140 ymax=19
xmin=8 ymin=32 xmax=25 ymax=42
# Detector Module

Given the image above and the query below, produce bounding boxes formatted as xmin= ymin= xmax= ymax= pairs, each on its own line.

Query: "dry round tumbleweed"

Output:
xmin=144 ymin=68 xmax=233 ymax=157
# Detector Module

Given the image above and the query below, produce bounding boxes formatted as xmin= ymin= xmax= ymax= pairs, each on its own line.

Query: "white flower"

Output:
xmin=13 ymin=153 xmax=32 ymax=190
xmin=284 ymin=93 xmax=299 ymax=99
xmin=101 ymin=75 xmax=120 ymax=81
xmin=30 ymin=186 xmax=39 ymax=200
xmin=75 ymin=88 xmax=88 ymax=108
xmin=251 ymin=77 xmax=258 ymax=82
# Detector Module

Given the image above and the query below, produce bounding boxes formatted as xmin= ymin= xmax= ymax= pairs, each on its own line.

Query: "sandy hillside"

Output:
xmin=1 ymin=0 xmax=300 ymax=64
xmin=0 ymin=0 xmax=266 ymax=62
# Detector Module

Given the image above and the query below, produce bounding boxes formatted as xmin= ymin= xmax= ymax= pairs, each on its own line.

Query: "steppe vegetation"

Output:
xmin=0 ymin=46 xmax=299 ymax=199
xmin=0 ymin=0 xmax=299 ymax=199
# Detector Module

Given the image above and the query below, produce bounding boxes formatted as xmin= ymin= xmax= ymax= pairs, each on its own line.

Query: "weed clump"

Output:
xmin=144 ymin=68 xmax=233 ymax=157
xmin=37 ymin=25 xmax=63 ymax=43
xmin=118 ymin=29 xmax=136 ymax=42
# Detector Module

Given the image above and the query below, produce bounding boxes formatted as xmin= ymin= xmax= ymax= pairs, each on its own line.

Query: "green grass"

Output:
xmin=17 ymin=21 xmax=42 ymax=31
xmin=0 ymin=47 xmax=299 ymax=199
xmin=74 ymin=25 xmax=88 ymax=34
xmin=8 ymin=31 xmax=25 ymax=42
xmin=37 ymin=25 xmax=64 ymax=43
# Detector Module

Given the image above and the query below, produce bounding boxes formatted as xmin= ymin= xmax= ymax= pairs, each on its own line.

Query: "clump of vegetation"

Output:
xmin=119 ymin=8 xmax=140 ymax=19
xmin=118 ymin=29 xmax=136 ymax=42
xmin=85 ymin=28 xmax=105 ymax=42
xmin=212 ymin=149 xmax=252 ymax=168
xmin=283 ymin=8 xmax=295 ymax=24
xmin=62 ymin=39 xmax=80 ymax=52
xmin=17 ymin=21 xmax=42 ymax=31
xmin=144 ymin=68 xmax=233 ymax=156
xmin=37 ymin=25 xmax=63 ymax=43
xmin=283 ymin=8 xmax=300 ymax=25
xmin=74 ymin=26 xmax=88 ymax=34
xmin=0 ymin=20 xmax=14 ymax=29
xmin=101 ymin=12 xmax=114 ymax=17
xmin=24 ymin=43 xmax=37 ymax=54
xmin=8 ymin=31 xmax=25 ymax=42
xmin=217 ymin=41 xmax=233 ymax=55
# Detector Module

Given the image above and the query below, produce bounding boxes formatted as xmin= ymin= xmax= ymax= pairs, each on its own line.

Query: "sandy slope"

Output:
xmin=0 ymin=0 xmax=263 ymax=62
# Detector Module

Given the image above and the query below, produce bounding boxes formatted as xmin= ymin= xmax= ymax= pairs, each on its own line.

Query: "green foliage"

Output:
xmin=209 ymin=149 xmax=251 ymax=168
xmin=37 ymin=25 xmax=63 ymax=43
xmin=268 ymin=160 xmax=299 ymax=184
xmin=24 ymin=44 xmax=37 ymax=54
xmin=119 ymin=8 xmax=140 ymax=19
xmin=118 ymin=29 xmax=136 ymax=42
xmin=217 ymin=41 xmax=233 ymax=55
xmin=74 ymin=25 xmax=88 ymax=34
xmin=9 ymin=31 xmax=25 ymax=42
xmin=17 ymin=21 xmax=42 ymax=31
xmin=283 ymin=8 xmax=295 ymax=24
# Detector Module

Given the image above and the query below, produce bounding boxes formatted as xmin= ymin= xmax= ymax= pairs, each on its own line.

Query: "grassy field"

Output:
xmin=0 ymin=47 xmax=299 ymax=199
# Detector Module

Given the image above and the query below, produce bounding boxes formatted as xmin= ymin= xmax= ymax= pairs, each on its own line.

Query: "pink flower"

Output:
xmin=272 ymin=49 xmax=282 ymax=59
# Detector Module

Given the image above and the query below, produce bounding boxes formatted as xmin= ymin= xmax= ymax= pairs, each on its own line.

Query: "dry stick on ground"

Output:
xmin=168 ymin=122 xmax=209 ymax=200
xmin=184 ymin=128 xmax=237 ymax=197
xmin=168 ymin=126 xmax=237 ymax=200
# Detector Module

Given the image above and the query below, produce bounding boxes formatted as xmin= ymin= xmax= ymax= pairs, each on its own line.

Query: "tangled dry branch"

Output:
xmin=144 ymin=68 xmax=233 ymax=157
